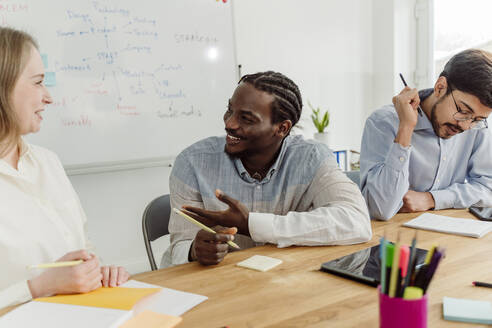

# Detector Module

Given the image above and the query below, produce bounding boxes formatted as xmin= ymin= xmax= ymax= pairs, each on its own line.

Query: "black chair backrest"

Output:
xmin=142 ymin=194 xmax=171 ymax=270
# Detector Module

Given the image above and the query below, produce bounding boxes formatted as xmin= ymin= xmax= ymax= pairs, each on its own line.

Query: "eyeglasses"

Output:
xmin=450 ymin=89 xmax=488 ymax=130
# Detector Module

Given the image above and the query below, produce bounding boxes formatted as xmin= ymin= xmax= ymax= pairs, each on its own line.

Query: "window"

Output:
xmin=434 ymin=0 xmax=492 ymax=79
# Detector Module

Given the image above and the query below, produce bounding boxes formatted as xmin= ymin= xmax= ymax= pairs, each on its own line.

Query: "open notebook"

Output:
xmin=403 ymin=213 xmax=492 ymax=238
xmin=0 ymin=280 xmax=207 ymax=327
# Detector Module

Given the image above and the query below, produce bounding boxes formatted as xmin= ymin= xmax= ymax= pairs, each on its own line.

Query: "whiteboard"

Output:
xmin=1 ymin=0 xmax=237 ymax=171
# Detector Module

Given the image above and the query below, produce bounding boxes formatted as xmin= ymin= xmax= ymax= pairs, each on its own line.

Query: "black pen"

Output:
xmin=403 ymin=231 xmax=418 ymax=291
xmin=473 ymin=281 xmax=492 ymax=288
xmin=399 ymin=73 xmax=423 ymax=117
xmin=414 ymin=264 xmax=428 ymax=290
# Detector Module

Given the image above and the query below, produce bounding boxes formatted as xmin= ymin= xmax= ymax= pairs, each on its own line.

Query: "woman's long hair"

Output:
xmin=0 ymin=27 xmax=37 ymax=157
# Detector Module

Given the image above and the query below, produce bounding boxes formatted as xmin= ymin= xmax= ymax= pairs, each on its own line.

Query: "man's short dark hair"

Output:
xmin=239 ymin=71 xmax=303 ymax=126
xmin=440 ymin=49 xmax=492 ymax=108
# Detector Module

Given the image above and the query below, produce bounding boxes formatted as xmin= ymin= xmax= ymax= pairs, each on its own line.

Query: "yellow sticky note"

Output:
xmin=236 ymin=255 xmax=282 ymax=272
xmin=120 ymin=310 xmax=182 ymax=328
xmin=34 ymin=287 xmax=161 ymax=310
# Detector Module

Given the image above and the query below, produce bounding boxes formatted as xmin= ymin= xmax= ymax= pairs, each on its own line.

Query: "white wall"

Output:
xmin=372 ymin=0 xmax=418 ymax=109
xmin=71 ymin=0 xmax=418 ymax=275
xmin=69 ymin=167 xmax=172 ymax=274
xmin=233 ymin=0 xmax=374 ymax=150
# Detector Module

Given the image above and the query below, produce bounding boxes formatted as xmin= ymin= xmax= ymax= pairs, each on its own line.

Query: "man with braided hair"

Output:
xmin=160 ymin=71 xmax=371 ymax=267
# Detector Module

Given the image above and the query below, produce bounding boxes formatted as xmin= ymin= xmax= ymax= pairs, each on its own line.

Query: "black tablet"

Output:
xmin=469 ymin=207 xmax=492 ymax=221
xmin=320 ymin=244 xmax=428 ymax=287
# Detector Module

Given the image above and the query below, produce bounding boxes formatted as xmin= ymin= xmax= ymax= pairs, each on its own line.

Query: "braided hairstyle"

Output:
xmin=239 ymin=71 xmax=303 ymax=128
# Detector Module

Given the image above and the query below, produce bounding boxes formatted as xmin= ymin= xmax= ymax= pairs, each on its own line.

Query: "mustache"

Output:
xmin=443 ymin=123 xmax=464 ymax=133
xmin=225 ymin=129 xmax=245 ymax=139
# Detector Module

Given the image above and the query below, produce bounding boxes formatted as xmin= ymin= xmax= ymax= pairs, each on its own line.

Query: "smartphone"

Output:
xmin=469 ymin=207 xmax=492 ymax=221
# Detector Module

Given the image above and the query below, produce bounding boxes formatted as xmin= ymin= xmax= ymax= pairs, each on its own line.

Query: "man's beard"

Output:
xmin=224 ymin=144 xmax=255 ymax=159
xmin=224 ymin=138 xmax=271 ymax=160
xmin=429 ymin=102 xmax=442 ymax=136
xmin=430 ymin=98 xmax=463 ymax=139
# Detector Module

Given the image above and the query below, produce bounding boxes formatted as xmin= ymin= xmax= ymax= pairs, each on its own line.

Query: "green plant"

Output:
xmin=309 ymin=101 xmax=330 ymax=133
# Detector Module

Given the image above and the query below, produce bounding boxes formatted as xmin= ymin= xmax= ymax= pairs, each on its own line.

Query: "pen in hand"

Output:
xmin=28 ymin=260 xmax=84 ymax=269
xmin=399 ymin=73 xmax=423 ymax=117
xmin=173 ymin=208 xmax=241 ymax=249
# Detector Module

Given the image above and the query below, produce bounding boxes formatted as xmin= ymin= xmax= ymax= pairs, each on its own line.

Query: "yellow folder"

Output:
xmin=34 ymin=287 xmax=161 ymax=310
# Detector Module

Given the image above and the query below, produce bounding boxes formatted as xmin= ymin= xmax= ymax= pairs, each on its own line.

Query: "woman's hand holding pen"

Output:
xmin=393 ymin=87 xmax=421 ymax=147
xmin=28 ymin=250 xmax=102 ymax=298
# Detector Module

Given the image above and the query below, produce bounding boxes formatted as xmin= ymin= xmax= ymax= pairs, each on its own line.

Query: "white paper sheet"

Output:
xmin=403 ymin=213 xmax=492 ymax=238
xmin=0 ymin=301 xmax=132 ymax=328
xmin=123 ymin=280 xmax=208 ymax=316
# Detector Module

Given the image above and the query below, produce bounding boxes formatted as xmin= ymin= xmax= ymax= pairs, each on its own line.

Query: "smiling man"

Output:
xmin=160 ymin=71 xmax=371 ymax=267
xmin=360 ymin=49 xmax=492 ymax=220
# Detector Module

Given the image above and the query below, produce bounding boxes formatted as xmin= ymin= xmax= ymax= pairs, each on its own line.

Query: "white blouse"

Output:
xmin=0 ymin=140 xmax=90 ymax=309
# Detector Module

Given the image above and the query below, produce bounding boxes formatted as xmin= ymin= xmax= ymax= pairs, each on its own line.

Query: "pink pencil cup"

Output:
xmin=378 ymin=286 xmax=428 ymax=328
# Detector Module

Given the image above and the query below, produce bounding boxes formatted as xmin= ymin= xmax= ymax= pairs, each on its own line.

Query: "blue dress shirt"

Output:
xmin=161 ymin=135 xmax=371 ymax=267
xmin=360 ymin=89 xmax=492 ymax=220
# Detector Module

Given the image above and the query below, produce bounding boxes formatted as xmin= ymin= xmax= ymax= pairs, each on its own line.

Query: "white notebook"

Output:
xmin=403 ymin=213 xmax=492 ymax=238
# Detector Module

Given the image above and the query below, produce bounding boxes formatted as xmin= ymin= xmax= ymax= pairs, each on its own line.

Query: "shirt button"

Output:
xmin=442 ymin=156 xmax=446 ymax=161
xmin=436 ymin=179 xmax=440 ymax=183
xmin=256 ymin=185 xmax=261 ymax=190
xmin=399 ymin=156 xmax=405 ymax=162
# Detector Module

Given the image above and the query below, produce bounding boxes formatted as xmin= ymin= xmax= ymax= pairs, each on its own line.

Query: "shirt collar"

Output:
xmin=0 ymin=138 xmax=34 ymax=178
xmin=234 ymin=135 xmax=292 ymax=183
xmin=414 ymin=89 xmax=434 ymax=131
xmin=18 ymin=138 xmax=32 ymax=158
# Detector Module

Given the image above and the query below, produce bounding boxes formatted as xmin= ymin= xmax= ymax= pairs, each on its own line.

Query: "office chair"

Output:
xmin=142 ymin=194 xmax=171 ymax=271
xmin=344 ymin=170 xmax=361 ymax=189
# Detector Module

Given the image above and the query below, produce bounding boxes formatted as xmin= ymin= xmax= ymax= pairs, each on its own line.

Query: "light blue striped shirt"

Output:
xmin=161 ymin=135 xmax=371 ymax=267
xmin=360 ymin=90 xmax=492 ymax=220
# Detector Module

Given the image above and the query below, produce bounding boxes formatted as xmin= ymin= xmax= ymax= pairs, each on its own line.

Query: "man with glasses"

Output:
xmin=360 ymin=49 xmax=492 ymax=220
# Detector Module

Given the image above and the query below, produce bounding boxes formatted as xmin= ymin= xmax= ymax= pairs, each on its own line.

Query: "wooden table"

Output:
xmin=2 ymin=209 xmax=491 ymax=327
xmin=133 ymin=209 xmax=492 ymax=327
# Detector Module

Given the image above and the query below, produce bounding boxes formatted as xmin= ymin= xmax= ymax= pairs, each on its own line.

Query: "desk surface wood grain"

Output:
xmin=131 ymin=209 xmax=492 ymax=327
xmin=2 ymin=209 xmax=492 ymax=327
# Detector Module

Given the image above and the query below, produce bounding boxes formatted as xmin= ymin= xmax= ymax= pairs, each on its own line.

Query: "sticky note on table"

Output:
xmin=236 ymin=255 xmax=282 ymax=272
xmin=44 ymin=71 xmax=56 ymax=87
xmin=34 ymin=287 xmax=161 ymax=310
xmin=443 ymin=297 xmax=492 ymax=324
xmin=120 ymin=310 xmax=182 ymax=328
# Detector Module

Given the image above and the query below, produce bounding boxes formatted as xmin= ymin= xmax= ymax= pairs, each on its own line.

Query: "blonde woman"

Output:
xmin=0 ymin=27 xmax=129 ymax=309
